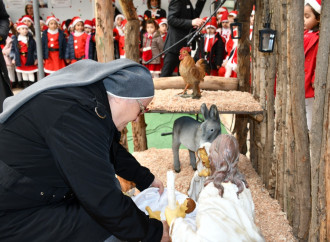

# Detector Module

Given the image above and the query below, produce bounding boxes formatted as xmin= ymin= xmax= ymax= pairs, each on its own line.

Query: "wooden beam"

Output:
xmin=153 ymin=76 xmax=238 ymax=91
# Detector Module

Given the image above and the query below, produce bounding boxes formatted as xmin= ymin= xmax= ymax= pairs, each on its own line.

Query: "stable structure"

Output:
xmin=93 ymin=0 xmax=330 ymax=240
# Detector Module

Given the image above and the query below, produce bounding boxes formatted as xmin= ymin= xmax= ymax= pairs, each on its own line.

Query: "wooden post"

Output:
xmin=95 ymin=0 xmax=115 ymax=63
xmin=119 ymin=0 xmax=148 ymax=152
xmin=309 ymin=0 xmax=330 ymax=239
xmin=288 ymin=0 xmax=311 ymax=238
xmin=233 ymin=0 xmax=254 ymax=155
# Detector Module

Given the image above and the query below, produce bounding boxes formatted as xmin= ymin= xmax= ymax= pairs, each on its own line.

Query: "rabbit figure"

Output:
xmin=172 ymin=103 xmax=221 ymax=173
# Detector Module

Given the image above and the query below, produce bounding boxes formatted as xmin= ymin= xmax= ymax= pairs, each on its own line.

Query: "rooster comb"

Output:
xmin=180 ymin=47 xmax=191 ymax=53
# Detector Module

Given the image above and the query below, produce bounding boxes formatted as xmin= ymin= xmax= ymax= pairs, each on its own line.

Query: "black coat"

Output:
xmin=163 ymin=0 xmax=206 ymax=54
xmin=194 ymin=32 xmax=226 ymax=71
xmin=0 ymin=81 xmax=162 ymax=241
xmin=0 ymin=0 xmax=12 ymax=113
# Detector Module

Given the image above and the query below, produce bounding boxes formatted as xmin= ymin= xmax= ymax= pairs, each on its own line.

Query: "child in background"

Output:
xmin=113 ymin=14 xmax=125 ymax=59
xmin=228 ymin=10 xmax=238 ymax=24
xmin=219 ymin=12 xmax=231 ymax=42
xmin=194 ymin=17 xmax=225 ymax=76
xmin=42 ymin=16 xmax=66 ymax=75
xmin=304 ymin=0 xmax=321 ymax=130
xmin=118 ymin=19 xmax=127 ymax=59
xmin=65 ymin=17 xmax=92 ymax=64
xmin=157 ymin=18 xmax=167 ymax=70
xmin=142 ymin=19 xmax=164 ymax=78
xmin=10 ymin=23 xmax=38 ymax=88
xmin=2 ymin=19 xmax=17 ymax=88
xmin=21 ymin=15 xmax=35 ymax=36
xmin=84 ymin=19 xmax=96 ymax=60
xmin=84 ymin=19 xmax=93 ymax=34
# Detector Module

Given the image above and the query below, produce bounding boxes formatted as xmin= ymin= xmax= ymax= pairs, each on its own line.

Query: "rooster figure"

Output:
xmin=178 ymin=47 xmax=209 ymax=99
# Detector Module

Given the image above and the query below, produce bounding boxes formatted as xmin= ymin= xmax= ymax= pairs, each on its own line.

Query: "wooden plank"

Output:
xmin=153 ymin=76 xmax=238 ymax=91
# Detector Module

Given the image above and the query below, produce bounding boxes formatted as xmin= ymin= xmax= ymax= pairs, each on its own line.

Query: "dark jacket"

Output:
xmin=194 ymin=32 xmax=226 ymax=71
xmin=65 ymin=33 xmax=93 ymax=60
xmin=0 ymin=0 xmax=12 ymax=113
xmin=0 ymin=81 xmax=162 ymax=241
xmin=42 ymin=29 xmax=67 ymax=60
xmin=164 ymin=0 xmax=206 ymax=54
xmin=10 ymin=33 xmax=37 ymax=67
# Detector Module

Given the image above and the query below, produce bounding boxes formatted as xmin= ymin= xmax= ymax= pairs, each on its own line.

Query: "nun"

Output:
xmin=0 ymin=59 xmax=170 ymax=242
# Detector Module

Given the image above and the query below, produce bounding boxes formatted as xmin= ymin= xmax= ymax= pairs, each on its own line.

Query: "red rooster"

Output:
xmin=178 ymin=47 xmax=209 ymax=99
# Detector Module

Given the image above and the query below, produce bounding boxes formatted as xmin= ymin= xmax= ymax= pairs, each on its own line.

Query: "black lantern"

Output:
xmin=230 ymin=18 xmax=242 ymax=39
xmin=258 ymin=23 xmax=276 ymax=52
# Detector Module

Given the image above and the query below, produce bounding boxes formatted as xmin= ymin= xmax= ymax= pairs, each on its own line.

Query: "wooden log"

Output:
xmin=153 ymin=76 xmax=238 ymax=91
xmin=95 ymin=0 xmax=115 ymax=63
xmin=288 ymin=0 xmax=311 ymax=238
xmin=309 ymin=0 xmax=330 ymax=239
xmin=119 ymin=0 xmax=148 ymax=152
xmin=233 ymin=0 xmax=254 ymax=156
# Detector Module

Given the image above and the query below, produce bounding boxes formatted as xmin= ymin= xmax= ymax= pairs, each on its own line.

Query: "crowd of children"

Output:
xmin=2 ymin=6 xmax=97 ymax=88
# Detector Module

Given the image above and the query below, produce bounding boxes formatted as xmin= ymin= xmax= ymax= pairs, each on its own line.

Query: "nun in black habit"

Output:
xmin=0 ymin=59 xmax=170 ymax=242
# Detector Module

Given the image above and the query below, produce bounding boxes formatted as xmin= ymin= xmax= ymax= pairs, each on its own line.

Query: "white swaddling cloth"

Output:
xmin=132 ymin=187 xmax=198 ymax=231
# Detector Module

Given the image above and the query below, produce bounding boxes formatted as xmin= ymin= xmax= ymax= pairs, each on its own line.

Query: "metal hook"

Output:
xmin=95 ymin=107 xmax=106 ymax=119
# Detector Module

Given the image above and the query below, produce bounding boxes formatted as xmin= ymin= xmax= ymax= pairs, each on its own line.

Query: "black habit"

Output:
xmin=0 ymin=81 xmax=162 ymax=241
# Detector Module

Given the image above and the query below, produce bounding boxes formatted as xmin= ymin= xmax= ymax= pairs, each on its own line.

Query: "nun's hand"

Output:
xmin=150 ymin=177 xmax=164 ymax=195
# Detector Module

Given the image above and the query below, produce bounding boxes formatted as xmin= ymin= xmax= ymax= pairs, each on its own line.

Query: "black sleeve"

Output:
xmin=46 ymin=104 xmax=163 ymax=241
xmin=0 ymin=0 xmax=9 ymax=44
xmin=160 ymin=8 xmax=167 ymax=18
xmin=193 ymin=0 xmax=206 ymax=18
xmin=215 ymin=35 xmax=226 ymax=66
xmin=167 ymin=0 xmax=192 ymax=30
xmin=112 ymin=141 xmax=155 ymax=191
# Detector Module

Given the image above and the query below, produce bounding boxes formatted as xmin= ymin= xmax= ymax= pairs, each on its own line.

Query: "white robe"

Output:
xmin=171 ymin=182 xmax=264 ymax=242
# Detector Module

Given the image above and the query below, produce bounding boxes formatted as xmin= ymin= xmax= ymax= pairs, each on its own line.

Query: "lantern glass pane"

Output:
xmin=261 ymin=32 xmax=275 ymax=51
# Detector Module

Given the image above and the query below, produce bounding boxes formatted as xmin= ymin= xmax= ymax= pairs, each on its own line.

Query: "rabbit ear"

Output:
xmin=200 ymin=103 xmax=209 ymax=119
xmin=209 ymin=104 xmax=220 ymax=121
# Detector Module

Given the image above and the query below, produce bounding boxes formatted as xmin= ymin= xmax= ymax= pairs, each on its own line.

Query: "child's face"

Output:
xmin=228 ymin=16 xmax=234 ymax=24
xmin=74 ymin=21 xmax=84 ymax=32
xmin=23 ymin=19 xmax=32 ymax=27
xmin=146 ymin=23 xmax=156 ymax=34
xmin=40 ymin=21 xmax=45 ymax=28
xmin=84 ymin=27 xmax=92 ymax=34
xmin=159 ymin=24 xmax=167 ymax=34
xmin=250 ymin=14 xmax=255 ymax=26
xmin=304 ymin=5 xmax=319 ymax=30
xmin=150 ymin=0 xmax=158 ymax=8
xmin=48 ymin=20 xmax=58 ymax=31
xmin=221 ymin=21 xmax=230 ymax=29
xmin=206 ymin=27 xmax=216 ymax=35
xmin=116 ymin=17 xmax=123 ymax=27
xmin=18 ymin=27 xmax=29 ymax=36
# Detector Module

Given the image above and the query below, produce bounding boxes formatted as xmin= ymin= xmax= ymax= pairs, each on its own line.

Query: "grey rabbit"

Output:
xmin=172 ymin=103 xmax=221 ymax=173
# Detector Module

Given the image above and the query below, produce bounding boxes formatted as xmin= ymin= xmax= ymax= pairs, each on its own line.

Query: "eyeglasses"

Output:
xmin=136 ymin=99 xmax=149 ymax=116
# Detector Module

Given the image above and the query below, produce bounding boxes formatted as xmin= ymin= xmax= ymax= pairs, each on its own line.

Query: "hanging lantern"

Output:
xmin=230 ymin=18 xmax=242 ymax=39
xmin=258 ymin=23 xmax=276 ymax=52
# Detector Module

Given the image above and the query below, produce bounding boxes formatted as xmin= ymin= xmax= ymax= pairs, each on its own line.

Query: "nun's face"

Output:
xmin=109 ymin=96 xmax=152 ymax=131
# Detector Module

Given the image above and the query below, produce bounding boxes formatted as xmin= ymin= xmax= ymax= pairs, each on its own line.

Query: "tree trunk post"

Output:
xmin=309 ymin=0 xmax=330 ymax=239
xmin=119 ymin=0 xmax=148 ymax=151
xmin=288 ymin=0 xmax=311 ymax=238
xmin=233 ymin=0 xmax=254 ymax=155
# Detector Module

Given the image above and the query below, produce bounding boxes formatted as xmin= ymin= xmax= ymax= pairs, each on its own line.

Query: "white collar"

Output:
xmin=17 ymin=35 xmax=28 ymax=43
xmin=47 ymin=29 xmax=58 ymax=34
xmin=206 ymin=34 xmax=215 ymax=39
xmin=74 ymin=31 xmax=84 ymax=37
